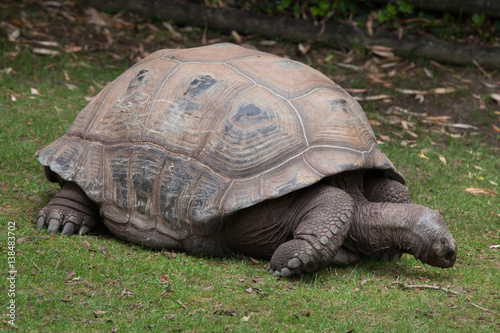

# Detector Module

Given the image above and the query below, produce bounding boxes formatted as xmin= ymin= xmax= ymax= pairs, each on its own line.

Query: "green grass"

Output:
xmin=1 ymin=43 xmax=499 ymax=332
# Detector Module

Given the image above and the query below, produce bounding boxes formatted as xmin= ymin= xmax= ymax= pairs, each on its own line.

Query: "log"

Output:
xmin=370 ymin=0 xmax=500 ymax=19
xmin=85 ymin=0 xmax=500 ymax=68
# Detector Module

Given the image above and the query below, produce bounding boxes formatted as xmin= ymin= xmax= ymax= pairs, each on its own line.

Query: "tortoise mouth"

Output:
xmin=422 ymin=237 xmax=457 ymax=268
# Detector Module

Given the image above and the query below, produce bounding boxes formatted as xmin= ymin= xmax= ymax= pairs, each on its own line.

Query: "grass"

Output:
xmin=1 ymin=41 xmax=499 ymax=332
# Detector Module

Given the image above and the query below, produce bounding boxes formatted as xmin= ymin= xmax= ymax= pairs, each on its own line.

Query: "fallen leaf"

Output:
xmin=83 ymin=240 xmax=90 ymax=249
xmin=492 ymin=124 xmax=500 ymax=132
xmin=366 ymin=45 xmax=394 ymax=58
xmin=118 ymin=288 xmax=134 ymax=298
xmin=464 ymin=188 xmax=498 ymax=195
xmin=424 ymin=67 xmax=433 ymax=78
xmin=418 ymin=276 xmax=430 ymax=282
xmin=298 ymin=43 xmax=311 ymax=55
xmin=336 ymin=63 xmax=363 ymax=71
xmin=249 ymin=257 xmax=260 ymax=264
xmin=363 ymin=94 xmax=392 ymax=101
xmin=160 ymin=274 xmax=170 ymax=283
xmin=490 ymin=245 xmax=500 ymax=249
xmin=30 ymin=87 xmax=42 ymax=96
xmin=378 ymin=134 xmax=391 ymax=142
xmin=34 ymin=40 xmax=59 ymax=47
xmin=369 ymin=119 xmax=382 ymax=126
xmin=258 ymin=40 xmax=277 ymax=46
xmin=490 ymin=93 xmax=500 ymax=105
xmin=231 ymin=30 xmax=242 ymax=44
xmin=162 ymin=21 xmax=183 ymax=40
xmin=33 ymin=48 xmax=61 ymax=56
xmin=93 ymin=311 xmax=107 ymax=317
xmin=438 ymin=154 xmax=447 ymax=165
xmin=418 ymin=150 xmax=429 ymax=160
xmin=242 ymin=314 xmax=252 ymax=321
xmin=432 ymin=87 xmax=456 ymax=94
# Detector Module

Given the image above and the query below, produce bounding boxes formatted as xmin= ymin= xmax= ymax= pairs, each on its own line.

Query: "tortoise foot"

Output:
xmin=37 ymin=182 xmax=100 ymax=235
xmin=268 ymin=185 xmax=354 ymax=277
xmin=268 ymin=239 xmax=320 ymax=277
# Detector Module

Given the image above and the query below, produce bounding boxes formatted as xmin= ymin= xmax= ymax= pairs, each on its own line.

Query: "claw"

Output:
xmin=47 ymin=219 xmax=61 ymax=234
xmin=61 ymin=223 xmax=76 ymax=235
xmin=36 ymin=214 xmax=46 ymax=228
xmin=78 ymin=225 xmax=91 ymax=235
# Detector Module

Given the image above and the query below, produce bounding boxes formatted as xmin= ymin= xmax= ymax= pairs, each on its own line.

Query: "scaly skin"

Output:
xmin=36 ymin=172 xmax=457 ymax=276
xmin=36 ymin=182 xmax=100 ymax=235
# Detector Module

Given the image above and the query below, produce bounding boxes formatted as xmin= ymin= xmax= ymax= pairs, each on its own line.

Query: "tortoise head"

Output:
xmin=412 ymin=208 xmax=457 ymax=268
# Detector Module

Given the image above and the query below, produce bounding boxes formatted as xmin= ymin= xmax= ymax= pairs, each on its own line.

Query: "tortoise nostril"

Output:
xmin=445 ymin=249 xmax=455 ymax=260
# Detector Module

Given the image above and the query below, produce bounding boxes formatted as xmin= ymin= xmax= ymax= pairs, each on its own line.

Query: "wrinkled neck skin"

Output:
xmin=330 ymin=172 xmax=457 ymax=268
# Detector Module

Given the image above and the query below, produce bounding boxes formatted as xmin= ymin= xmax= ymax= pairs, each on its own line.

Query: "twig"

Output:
xmin=394 ymin=282 xmax=459 ymax=295
xmin=31 ymin=259 xmax=42 ymax=271
xmin=472 ymin=59 xmax=491 ymax=79
xmin=394 ymin=282 xmax=495 ymax=313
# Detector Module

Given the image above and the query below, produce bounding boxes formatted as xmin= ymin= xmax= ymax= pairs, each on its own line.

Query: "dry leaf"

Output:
xmin=464 ymin=188 xmax=498 ymax=195
xmin=30 ymin=87 xmax=42 ymax=96
xmin=398 ymin=88 xmax=427 ymax=95
xmin=366 ymin=20 xmax=373 ymax=37
xmin=336 ymin=63 xmax=363 ymax=71
xmin=83 ymin=240 xmax=90 ymax=249
xmin=34 ymin=40 xmax=59 ymax=47
xmin=378 ymin=134 xmax=391 ymax=142
xmin=160 ymin=274 xmax=170 ymax=283
xmin=490 ymin=93 xmax=500 ymax=105
xmin=490 ymin=245 xmax=500 ymax=249
xmin=231 ymin=30 xmax=242 ymax=44
xmin=363 ymin=94 xmax=392 ymax=101
xmin=438 ymin=154 xmax=447 ymax=165
xmin=432 ymin=87 xmax=456 ymax=94
xmin=118 ymin=288 xmax=134 ymax=298
xmin=86 ymin=7 xmax=110 ymax=26
xmin=93 ymin=311 xmax=107 ymax=317
xmin=242 ymin=314 xmax=252 ymax=321
xmin=33 ymin=48 xmax=61 ymax=56
xmin=258 ymin=40 xmax=277 ymax=46
xmin=162 ymin=21 xmax=183 ymax=40
xmin=345 ymin=88 xmax=367 ymax=94
xmin=369 ymin=119 xmax=382 ymax=126
xmin=492 ymin=124 xmax=500 ymax=132
xmin=424 ymin=67 xmax=433 ymax=78
xmin=249 ymin=257 xmax=260 ymax=264
xmin=479 ymin=80 xmax=499 ymax=89
xmin=418 ymin=150 xmax=429 ymax=160
xmin=401 ymin=139 xmax=417 ymax=147
xmin=298 ymin=43 xmax=311 ymax=55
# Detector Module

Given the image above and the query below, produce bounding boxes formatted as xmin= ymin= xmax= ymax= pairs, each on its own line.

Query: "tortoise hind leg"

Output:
xmin=37 ymin=182 xmax=100 ymax=235
xmin=268 ymin=185 xmax=354 ymax=277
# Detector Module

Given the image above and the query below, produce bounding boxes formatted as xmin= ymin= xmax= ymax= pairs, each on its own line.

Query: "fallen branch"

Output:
xmin=87 ymin=0 xmax=500 ymax=68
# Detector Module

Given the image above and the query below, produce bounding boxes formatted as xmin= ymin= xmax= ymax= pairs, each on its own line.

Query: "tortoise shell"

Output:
xmin=37 ymin=43 xmax=403 ymax=241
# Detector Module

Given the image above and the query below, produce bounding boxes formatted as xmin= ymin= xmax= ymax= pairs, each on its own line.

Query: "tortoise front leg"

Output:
xmin=268 ymin=185 xmax=354 ymax=277
xmin=332 ymin=175 xmax=412 ymax=265
xmin=37 ymin=182 xmax=101 ymax=235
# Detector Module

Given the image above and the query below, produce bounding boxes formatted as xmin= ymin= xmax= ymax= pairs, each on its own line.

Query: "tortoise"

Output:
xmin=36 ymin=43 xmax=457 ymax=277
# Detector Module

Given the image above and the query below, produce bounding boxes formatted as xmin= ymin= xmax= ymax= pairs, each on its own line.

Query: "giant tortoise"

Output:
xmin=36 ymin=43 xmax=457 ymax=277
